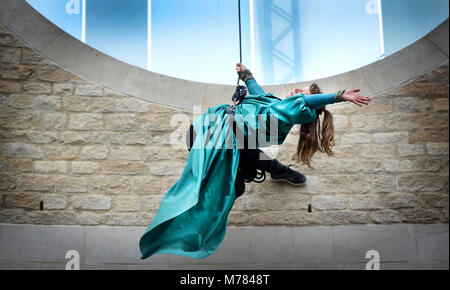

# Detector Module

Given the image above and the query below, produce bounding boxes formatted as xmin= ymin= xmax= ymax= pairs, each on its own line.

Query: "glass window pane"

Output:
xmin=25 ymin=0 xmax=449 ymax=85
xmin=151 ymin=0 xmax=251 ymax=85
xmin=27 ymin=0 xmax=83 ymax=40
xmin=86 ymin=0 xmax=148 ymax=69
xmin=254 ymin=0 xmax=381 ymax=84
xmin=381 ymin=0 xmax=450 ymax=56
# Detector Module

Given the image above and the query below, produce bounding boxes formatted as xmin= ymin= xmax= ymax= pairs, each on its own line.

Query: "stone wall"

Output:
xmin=0 ymin=23 xmax=449 ymax=227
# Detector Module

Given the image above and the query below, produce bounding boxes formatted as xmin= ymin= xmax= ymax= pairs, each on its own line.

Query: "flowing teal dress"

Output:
xmin=139 ymin=78 xmax=337 ymax=259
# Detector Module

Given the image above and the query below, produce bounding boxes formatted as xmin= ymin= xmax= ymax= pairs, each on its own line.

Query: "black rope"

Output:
xmin=237 ymin=0 xmax=243 ymax=84
xmin=231 ymin=0 xmax=247 ymax=106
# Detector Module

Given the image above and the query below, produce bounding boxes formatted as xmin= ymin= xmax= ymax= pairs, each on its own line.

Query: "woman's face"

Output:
xmin=286 ymin=86 xmax=312 ymax=98
xmin=296 ymin=86 xmax=312 ymax=95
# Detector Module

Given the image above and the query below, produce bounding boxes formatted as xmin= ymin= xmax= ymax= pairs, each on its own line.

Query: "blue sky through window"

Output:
xmin=27 ymin=0 xmax=83 ymax=39
xmin=382 ymin=0 xmax=449 ymax=56
xmin=151 ymin=0 xmax=250 ymax=84
xmin=26 ymin=0 xmax=449 ymax=85
xmin=85 ymin=0 xmax=148 ymax=69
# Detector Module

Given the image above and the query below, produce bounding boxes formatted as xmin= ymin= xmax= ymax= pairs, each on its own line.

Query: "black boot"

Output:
xmin=268 ymin=159 xmax=307 ymax=186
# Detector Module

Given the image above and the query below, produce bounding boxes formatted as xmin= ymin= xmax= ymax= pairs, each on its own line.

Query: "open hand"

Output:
xmin=236 ymin=63 xmax=247 ymax=74
xmin=343 ymin=89 xmax=372 ymax=107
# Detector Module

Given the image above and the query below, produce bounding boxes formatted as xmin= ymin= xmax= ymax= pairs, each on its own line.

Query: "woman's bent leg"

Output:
xmin=251 ymin=149 xmax=307 ymax=185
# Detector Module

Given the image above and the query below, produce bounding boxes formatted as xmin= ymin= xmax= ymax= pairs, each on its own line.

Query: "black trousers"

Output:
xmin=186 ymin=123 xmax=275 ymax=198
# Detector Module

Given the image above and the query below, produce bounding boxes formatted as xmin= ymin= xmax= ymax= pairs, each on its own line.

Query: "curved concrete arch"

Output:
xmin=0 ymin=0 xmax=448 ymax=112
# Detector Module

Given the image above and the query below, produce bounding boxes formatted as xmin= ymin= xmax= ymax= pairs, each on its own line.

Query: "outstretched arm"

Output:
xmin=302 ymin=93 xmax=339 ymax=110
xmin=236 ymin=63 xmax=265 ymax=95
xmin=292 ymin=90 xmax=370 ymax=110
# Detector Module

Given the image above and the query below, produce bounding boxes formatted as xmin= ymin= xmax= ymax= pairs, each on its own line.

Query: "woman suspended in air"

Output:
xmin=139 ymin=63 xmax=372 ymax=259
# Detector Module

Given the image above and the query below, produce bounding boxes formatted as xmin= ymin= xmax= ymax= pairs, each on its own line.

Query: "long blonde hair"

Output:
xmin=294 ymin=83 xmax=336 ymax=169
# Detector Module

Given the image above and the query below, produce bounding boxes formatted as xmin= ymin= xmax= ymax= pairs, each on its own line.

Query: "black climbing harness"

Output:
xmin=232 ymin=85 xmax=247 ymax=106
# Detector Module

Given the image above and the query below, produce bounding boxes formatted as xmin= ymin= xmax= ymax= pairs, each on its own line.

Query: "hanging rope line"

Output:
xmin=231 ymin=0 xmax=248 ymax=106
xmin=238 ymin=0 xmax=243 ymax=76
xmin=229 ymin=0 xmax=267 ymax=185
